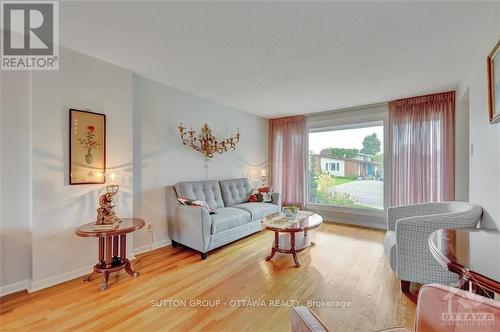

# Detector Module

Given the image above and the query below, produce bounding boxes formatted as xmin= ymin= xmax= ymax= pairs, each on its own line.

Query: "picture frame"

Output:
xmin=487 ymin=39 xmax=500 ymax=124
xmin=69 ymin=109 xmax=106 ymax=184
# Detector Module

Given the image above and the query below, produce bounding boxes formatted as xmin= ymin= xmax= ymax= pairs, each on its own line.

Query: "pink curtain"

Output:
xmin=389 ymin=91 xmax=455 ymax=206
xmin=269 ymin=116 xmax=306 ymax=209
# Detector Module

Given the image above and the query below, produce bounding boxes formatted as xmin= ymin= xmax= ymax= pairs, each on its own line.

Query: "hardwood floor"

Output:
xmin=0 ymin=222 xmax=415 ymax=331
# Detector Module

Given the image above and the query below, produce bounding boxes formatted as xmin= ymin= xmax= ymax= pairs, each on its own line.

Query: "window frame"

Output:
xmin=305 ymin=104 xmax=390 ymax=228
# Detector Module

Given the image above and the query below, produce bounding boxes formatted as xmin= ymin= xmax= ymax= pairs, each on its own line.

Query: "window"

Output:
xmin=308 ymin=124 xmax=384 ymax=210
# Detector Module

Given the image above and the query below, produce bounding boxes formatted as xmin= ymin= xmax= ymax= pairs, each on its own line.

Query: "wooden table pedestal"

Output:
xmin=262 ymin=212 xmax=323 ymax=268
xmin=76 ymin=218 xmax=145 ymax=291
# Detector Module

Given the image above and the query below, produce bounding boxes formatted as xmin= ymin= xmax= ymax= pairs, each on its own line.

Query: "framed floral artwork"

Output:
xmin=69 ymin=109 xmax=106 ymax=184
xmin=487 ymin=39 xmax=500 ymax=124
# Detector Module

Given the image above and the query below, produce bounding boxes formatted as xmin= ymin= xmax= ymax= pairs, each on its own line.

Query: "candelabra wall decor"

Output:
xmin=178 ymin=123 xmax=241 ymax=158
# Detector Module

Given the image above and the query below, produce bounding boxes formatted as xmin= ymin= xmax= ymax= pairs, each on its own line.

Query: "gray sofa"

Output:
xmin=166 ymin=178 xmax=281 ymax=259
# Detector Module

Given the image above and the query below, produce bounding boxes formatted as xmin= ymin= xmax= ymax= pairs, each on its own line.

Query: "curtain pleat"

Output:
xmin=269 ymin=116 xmax=306 ymax=208
xmin=389 ymin=91 xmax=455 ymax=206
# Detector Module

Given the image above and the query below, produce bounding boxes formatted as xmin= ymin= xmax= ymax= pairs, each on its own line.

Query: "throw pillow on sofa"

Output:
xmin=257 ymin=192 xmax=272 ymax=203
xmin=248 ymin=189 xmax=259 ymax=202
xmin=177 ymin=196 xmax=217 ymax=214
xmin=248 ymin=189 xmax=272 ymax=203
xmin=258 ymin=187 xmax=272 ymax=202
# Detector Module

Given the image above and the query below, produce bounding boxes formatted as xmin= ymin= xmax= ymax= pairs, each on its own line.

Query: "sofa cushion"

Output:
xmin=210 ymin=208 xmax=252 ymax=234
xmin=175 ymin=180 xmax=224 ymax=210
xmin=219 ymin=178 xmax=252 ymax=207
xmin=233 ymin=202 xmax=279 ymax=221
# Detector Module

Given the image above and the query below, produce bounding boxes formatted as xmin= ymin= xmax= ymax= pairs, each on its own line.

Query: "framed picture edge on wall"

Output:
xmin=487 ymin=39 xmax=500 ymax=124
xmin=69 ymin=109 xmax=107 ymax=185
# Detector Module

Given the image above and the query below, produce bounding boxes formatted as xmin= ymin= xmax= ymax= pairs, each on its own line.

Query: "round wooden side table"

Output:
xmin=76 ymin=218 xmax=145 ymax=291
xmin=429 ymin=228 xmax=500 ymax=296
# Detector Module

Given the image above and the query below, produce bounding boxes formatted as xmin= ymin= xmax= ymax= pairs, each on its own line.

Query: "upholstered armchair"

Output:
xmin=383 ymin=202 xmax=482 ymax=292
xmin=291 ymin=284 xmax=500 ymax=332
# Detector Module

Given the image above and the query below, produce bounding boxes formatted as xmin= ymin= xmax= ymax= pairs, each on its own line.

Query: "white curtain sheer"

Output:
xmin=389 ymin=91 xmax=455 ymax=206
xmin=269 ymin=116 xmax=306 ymax=208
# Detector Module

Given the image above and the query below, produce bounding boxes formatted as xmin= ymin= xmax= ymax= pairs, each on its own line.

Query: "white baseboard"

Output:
xmin=133 ymin=239 xmax=171 ymax=256
xmin=2 ymin=239 xmax=171 ymax=296
xmin=324 ymin=218 xmax=386 ymax=230
xmin=29 ymin=265 xmax=92 ymax=293
xmin=308 ymin=207 xmax=386 ymax=230
xmin=0 ymin=279 xmax=30 ymax=297
xmin=29 ymin=250 xmax=135 ymax=292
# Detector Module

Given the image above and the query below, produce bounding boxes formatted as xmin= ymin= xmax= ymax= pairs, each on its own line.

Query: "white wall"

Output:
xmin=29 ymin=47 xmax=134 ymax=289
xmin=457 ymin=12 xmax=500 ymax=229
xmin=132 ymin=75 xmax=268 ymax=249
xmin=0 ymin=48 xmax=135 ymax=293
xmin=0 ymin=71 xmax=32 ymax=290
xmin=455 ymin=90 xmax=470 ymax=202
xmin=0 ymin=48 xmax=268 ymax=294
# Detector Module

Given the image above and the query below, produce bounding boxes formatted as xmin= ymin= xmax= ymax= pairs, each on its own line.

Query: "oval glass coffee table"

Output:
xmin=262 ymin=211 xmax=323 ymax=267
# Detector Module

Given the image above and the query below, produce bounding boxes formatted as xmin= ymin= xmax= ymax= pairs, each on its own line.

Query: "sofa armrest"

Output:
xmin=291 ymin=306 xmax=328 ymax=332
xmin=271 ymin=192 xmax=281 ymax=209
xmin=170 ymin=204 xmax=212 ymax=253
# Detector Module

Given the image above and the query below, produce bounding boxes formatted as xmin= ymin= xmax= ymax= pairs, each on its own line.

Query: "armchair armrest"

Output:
xmin=170 ymin=204 xmax=211 ymax=253
xmin=387 ymin=203 xmax=448 ymax=231
xmin=291 ymin=307 xmax=329 ymax=332
xmin=394 ymin=213 xmax=475 ymax=283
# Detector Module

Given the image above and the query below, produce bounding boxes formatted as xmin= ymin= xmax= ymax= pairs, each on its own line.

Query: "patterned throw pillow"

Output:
xmin=248 ymin=189 xmax=259 ymax=202
xmin=177 ymin=196 xmax=192 ymax=205
xmin=177 ymin=196 xmax=217 ymax=214
xmin=248 ymin=188 xmax=272 ymax=203
xmin=261 ymin=192 xmax=272 ymax=202
xmin=256 ymin=193 xmax=272 ymax=202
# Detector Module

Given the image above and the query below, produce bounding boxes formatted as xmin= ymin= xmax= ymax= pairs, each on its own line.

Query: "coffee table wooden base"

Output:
xmin=266 ymin=231 xmax=313 ymax=268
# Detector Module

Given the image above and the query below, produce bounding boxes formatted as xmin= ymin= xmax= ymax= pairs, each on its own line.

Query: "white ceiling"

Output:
xmin=59 ymin=1 xmax=500 ymax=118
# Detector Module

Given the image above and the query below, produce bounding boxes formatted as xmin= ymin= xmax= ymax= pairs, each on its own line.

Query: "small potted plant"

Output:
xmin=282 ymin=205 xmax=299 ymax=218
